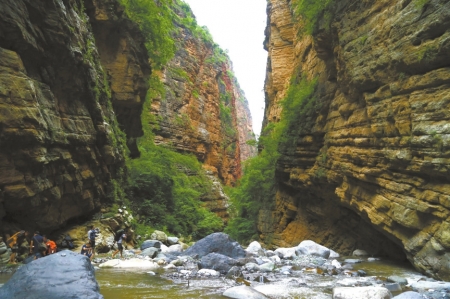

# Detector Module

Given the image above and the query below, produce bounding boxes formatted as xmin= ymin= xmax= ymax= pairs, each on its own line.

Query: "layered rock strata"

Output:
xmin=150 ymin=6 xmax=256 ymax=187
xmin=0 ymin=0 xmax=146 ymax=232
xmin=262 ymin=0 xmax=450 ymax=280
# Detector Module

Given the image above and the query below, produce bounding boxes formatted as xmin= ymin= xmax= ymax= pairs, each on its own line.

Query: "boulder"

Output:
xmin=274 ymin=247 xmax=296 ymax=259
xmin=353 ymin=249 xmax=369 ymax=257
xmin=99 ymin=258 xmax=160 ymax=270
xmin=410 ymin=280 xmax=450 ymax=292
xmin=183 ymin=233 xmax=246 ymax=259
xmin=151 ymin=230 xmax=168 ymax=243
xmin=165 ymin=244 xmax=183 ymax=253
xmin=259 ymin=262 xmax=275 ymax=272
xmin=246 ymin=241 xmax=264 ymax=256
xmin=141 ymin=247 xmax=161 ymax=258
xmin=387 ymin=276 xmax=408 ymax=286
xmin=333 ymin=286 xmax=392 ymax=299
xmin=392 ymin=291 xmax=424 ymax=299
xmin=167 ymin=237 xmax=179 ymax=245
xmin=141 ymin=240 xmax=162 ymax=250
xmin=199 ymin=252 xmax=239 ymax=274
xmin=384 ymin=283 xmax=402 ymax=292
xmin=223 ymin=286 xmax=269 ymax=299
xmin=329 ymin=250 xmax=340 ymax=258
xmin=295 ymin=240 xmax=331 ymax=258
xmin=0 ymin=251 xmax=103 ymax=299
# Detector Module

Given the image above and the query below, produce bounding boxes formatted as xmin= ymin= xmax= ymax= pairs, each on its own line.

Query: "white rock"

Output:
xmin=352 ymin=249 xmax=369 ymax=256
xmin=259 ymin=262 xmax=275 ymax=273
xmin=246 ymin=241 xmax=263 ymax=255
xmin=147 ymin=271 xmax=156 ymax=275
xmin=164 ymin=264 xmax=176 ymax=270
xmin=269 ymin=255 xmax=280 ymax=264
xmin=99 ymin=258 xmax=160 ymax=271
xmin=118 ymin=209 xmax=123 ymax=213
xmin=274 ymin=247 xmax=296 ymax=259
xmin=160 ymin=244 xmax=169 ymax=253
xmin=223 ymin=286 xmax=269 ymax=299
xmin=333 ymin=286 xmax=392 ymax=299
xmin=332 ymin=259 xmax=342 ymax=269
xmin=198 ymin=269 xmax=220 ymax=277
xmin=410 ymin=281 xmax=450 ymax=291
xmin=166 ymin=244 xmax=182 ymax=253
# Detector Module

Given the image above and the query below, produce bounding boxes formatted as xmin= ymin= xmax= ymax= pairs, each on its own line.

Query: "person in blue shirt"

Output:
xmin=29 ymin=231 xmax=44 ymax=260
xmin=80 ymin=242 xmax=93 ymax=261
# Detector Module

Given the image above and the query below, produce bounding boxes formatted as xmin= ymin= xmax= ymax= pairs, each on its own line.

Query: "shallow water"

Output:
xmin=0 ymin=258 xmax=427 ymax=298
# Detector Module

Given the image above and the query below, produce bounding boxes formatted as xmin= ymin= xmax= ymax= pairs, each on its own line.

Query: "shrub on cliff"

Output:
xmin=226 ymin=74 xmax=318 ymax=243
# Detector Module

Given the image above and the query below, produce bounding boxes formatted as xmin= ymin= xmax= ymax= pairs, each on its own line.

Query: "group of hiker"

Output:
xmin=5 ymin=225 xmax=127 ymax=264
xmin=5 ymin=230 xmax=58 ymax=264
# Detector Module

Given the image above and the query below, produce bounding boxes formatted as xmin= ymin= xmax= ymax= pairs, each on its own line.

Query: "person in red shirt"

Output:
xmin=43 ymin=235 xmax=57 ymax=255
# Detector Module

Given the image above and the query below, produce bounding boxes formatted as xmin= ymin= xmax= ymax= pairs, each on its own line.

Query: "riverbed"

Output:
xmin=0 ymin=257 xmax=426 ymax=298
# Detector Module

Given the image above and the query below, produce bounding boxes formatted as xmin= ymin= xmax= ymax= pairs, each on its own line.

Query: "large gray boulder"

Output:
xmin=296 ymin=240 xmax=331 ymax=258
xmin=0 ymin=251 xmax=103 ymax=299
xmin=141 ymin=240 xmax=162 ymax=250
xmin=183 ymin=233 xmax=246 ymax=259
xmin=199 ymin=252 xmax=239 ymax=274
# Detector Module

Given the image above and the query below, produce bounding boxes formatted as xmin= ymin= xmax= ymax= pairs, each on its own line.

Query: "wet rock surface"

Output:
xmin=0 ymin=251 xmax=103 ymax=299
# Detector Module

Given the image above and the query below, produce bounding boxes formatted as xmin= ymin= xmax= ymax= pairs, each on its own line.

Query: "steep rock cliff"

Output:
xmin=0 ymin=0 xmax=147 ymax=232
xmin=262 ymin=0 xmax=450 ymax=280
xmin=150 ymin=5 xmax=256 ymax=186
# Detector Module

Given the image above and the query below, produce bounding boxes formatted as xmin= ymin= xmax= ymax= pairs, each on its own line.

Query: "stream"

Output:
xmin=0 ymin=257 xmax=426 ymax=298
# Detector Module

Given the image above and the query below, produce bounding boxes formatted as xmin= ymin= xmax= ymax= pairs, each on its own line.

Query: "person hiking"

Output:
xmin=43 ymin=235 xmax=57 ymax=255
xmin=87 ymin=226 xmax=99 ymax=258
xmin=111 ymin=231 xmax=127 ymax=259
xmin=80 ymin=242 xmax=93 ymax=261
xmin=30 ymin=231 xmax=44 ymax=260
xmin=6 ymin=230 xmax=25 ymax=264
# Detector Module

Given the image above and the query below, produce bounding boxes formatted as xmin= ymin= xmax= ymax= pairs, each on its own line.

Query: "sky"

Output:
xmin=183 ymin=0 xmax=268 ymax=135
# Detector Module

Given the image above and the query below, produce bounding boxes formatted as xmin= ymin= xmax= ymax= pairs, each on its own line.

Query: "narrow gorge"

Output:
xmin=0 ymin=0 xmax=449 ymax=286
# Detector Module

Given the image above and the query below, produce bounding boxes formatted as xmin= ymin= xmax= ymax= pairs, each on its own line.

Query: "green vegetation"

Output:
xmin=293 ymin=0 xmax=335 ymax=35
xmin=417 ymin=43 xmax=436 ymax=62
xmin=118 ymin=0 xmax=176 ymax=69
xmin=126 ymin=91 xmax=224 ymax=237
xmin=225 ymin=74 xmax=318 ymax=242
xmin=414 ymin=0 xmax=430 ymax=9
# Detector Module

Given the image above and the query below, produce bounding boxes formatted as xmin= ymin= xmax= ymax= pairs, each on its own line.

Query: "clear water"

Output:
xmin=0 ymin=259 xmax=426 ymax=298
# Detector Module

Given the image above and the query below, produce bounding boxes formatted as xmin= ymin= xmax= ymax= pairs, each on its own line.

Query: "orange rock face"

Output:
xmin=262 ymin=0 xmax=450 ymax=280
xmin=150 ymin=11 xmax=256 ymax=186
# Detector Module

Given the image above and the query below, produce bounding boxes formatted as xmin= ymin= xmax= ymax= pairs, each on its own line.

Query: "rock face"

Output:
xmin=151 ymin=5 xmax=256 ymax=187
xmin=0 ymin=251 xmax=103 ymax=299
xmin=0 ymin=0 xmax=143 ymax=232
xmin=183 ymin=232 xmax=246 ymax=259
xmin=261 ymin=0 xmax=450 ymax=280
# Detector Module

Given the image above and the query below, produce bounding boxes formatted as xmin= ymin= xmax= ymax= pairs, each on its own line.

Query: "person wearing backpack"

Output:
xmin=111 ymin=230 xmax=126 ymax=259
xmin=29 ymin=231 xmax=45 ymax=260
xmin=87 ymin=226 xmax=99 ymax=258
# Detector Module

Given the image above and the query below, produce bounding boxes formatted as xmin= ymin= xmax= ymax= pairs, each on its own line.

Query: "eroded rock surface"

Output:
xmin=261 ymin=0 xmax=450 ymax=280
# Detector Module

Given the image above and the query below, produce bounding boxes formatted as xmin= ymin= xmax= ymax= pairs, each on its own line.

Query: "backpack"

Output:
xmin=65 ymin=235 xmax=74 ymax=249
xmin=114 ymin=229 xmax=125 ymax=242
